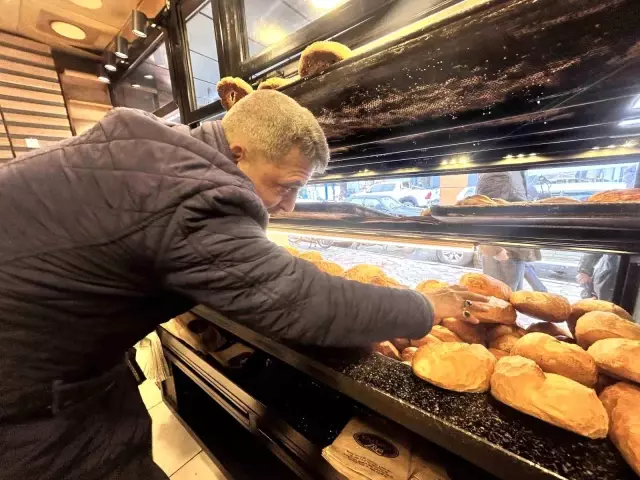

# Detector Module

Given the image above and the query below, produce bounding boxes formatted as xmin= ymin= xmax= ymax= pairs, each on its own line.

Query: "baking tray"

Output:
xmin=431 ymin=203 xmax=640 ymax=228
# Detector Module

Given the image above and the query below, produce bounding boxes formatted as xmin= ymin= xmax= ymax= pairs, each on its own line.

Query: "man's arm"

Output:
xmin=157 ymin=187 xmax=432 ymax=347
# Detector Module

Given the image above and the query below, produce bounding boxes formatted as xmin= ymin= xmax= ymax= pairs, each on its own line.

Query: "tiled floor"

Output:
xmin=139 ymin=380 xmax=227 ymax=479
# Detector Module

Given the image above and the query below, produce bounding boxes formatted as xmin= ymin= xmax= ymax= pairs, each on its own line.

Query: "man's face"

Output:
xmin=232 ymin=145 xmax=313 ymax=214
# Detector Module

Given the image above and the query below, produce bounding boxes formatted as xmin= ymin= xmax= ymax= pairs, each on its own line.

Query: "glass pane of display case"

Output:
xmin=243 ymin=0 xmax=346 ymax=58
xmin=182 ymin=1 xmax=221 ymax=109
xmin=111 ymin=41 xmax=174 ymax=113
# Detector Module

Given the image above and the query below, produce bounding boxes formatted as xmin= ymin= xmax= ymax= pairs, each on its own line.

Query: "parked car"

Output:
xmin=347 ymin=194 xmax=424 ymax=216
xmin=361 ymin=181 xmax=439 ymax=207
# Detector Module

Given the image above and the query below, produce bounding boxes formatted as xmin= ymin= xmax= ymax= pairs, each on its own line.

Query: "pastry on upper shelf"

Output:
xmin=372 ymin=341 xmax=401 ymax=361
xmin=413 ymin=342 xmax=496 ymax=393
xmin=568 ymin=299 xmax=632 ymax=335
xmin=599 ymin=382 xmax=640 ymax=476
xmin=588 ymin=338 xmax=640 ymax=384
xmin=415 ymin=279 xmax=448 ymax=294
xmin=257 ymin=76 xmax=292 ymax=90
xmin=298 ymin=41 xmax=352 ymax=78
xmin=587 ymin=188 xmax=640 ymax=203
xmin=575 ymin=311 xmax=640 ymax=348
xmin=534 ymin=196 xmax=581 ymax=204
xmin=441 ymin=317 xmax=486 ymax=345
xmin=420 ymin=207 xmax=431 ymax=216
xmin=525 ymin=321 xmax=572 ymax=338
xmin=509 ymin=291 xmax=571 ymax=323
xmin=511 ymin=333 xmax=597 ymax=387
xmin=490 ymin=356 xmax=609 ymax=439
xmin=217 ymin=76 xmax=254 ymax=111
xmin=313 ymin=260 xmax=345 ymax=276
xmin=283 ymin=246 xmax=300 ymax=256
xmin=459 ymin=272 xmax=511 ymax=302
xmin=299 ymin=251 xmax=324 ymax=263
xmin=455 ymin=194 xmax=496 ymax=206
xmin=473 ymin=296 xmax=517 ymax=325
xmin=492 ymin=198 xmax=510 ymax=205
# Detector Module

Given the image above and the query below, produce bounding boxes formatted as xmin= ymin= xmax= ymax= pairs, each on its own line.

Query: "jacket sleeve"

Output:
xmin=157 ymin=186 xmax=432 ymax=347
xmin=578 ymin=253 xmax=602 ymax=276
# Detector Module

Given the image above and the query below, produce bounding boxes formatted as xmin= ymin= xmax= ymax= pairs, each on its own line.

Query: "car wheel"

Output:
xmin=400 ymin=197 xmax=418 ymax=207
xmin=436 ymin=250 xmax=474 ymax=266
xmin=317 ymin=239 xmax=333 ymax=249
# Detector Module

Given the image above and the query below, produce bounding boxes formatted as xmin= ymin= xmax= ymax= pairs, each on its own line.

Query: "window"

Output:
xmin=363 ymin=198 xmax=381 ymax=210
xmin=243 ymin=0 xmax=346 ymax=58
xmin=111 ymin=42 xmax=174 ymax=113
xmin=182 ymin=1 xmax=221 ymax=109
xmin=370 ymin=183 xmax=394 ymax=193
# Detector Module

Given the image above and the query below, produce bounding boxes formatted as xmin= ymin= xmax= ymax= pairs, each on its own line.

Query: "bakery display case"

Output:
xmin=105 ymin=0 xmax=640 ymax=478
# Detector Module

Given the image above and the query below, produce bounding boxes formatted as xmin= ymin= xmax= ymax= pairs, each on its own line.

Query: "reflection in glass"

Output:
xmin=243 ymin=0 xmax=345 ymax=58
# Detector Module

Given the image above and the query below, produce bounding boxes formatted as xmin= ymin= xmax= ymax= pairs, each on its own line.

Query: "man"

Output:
xmin=0 ymin=90 xmax=486 ymax=480
xmin=476 ymin=171 xmax=545 ymax=291
xmin=576 ymin=253 xmax=620 ymax=301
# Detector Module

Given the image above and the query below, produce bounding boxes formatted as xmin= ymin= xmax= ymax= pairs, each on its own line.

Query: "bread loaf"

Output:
xmin=415 ymin=279 xmax=448 ymax=294
xmin=216 ymin=77 xmax=253 ymax=110
xmin=526 ymin=321 xmax=571 ymax=338
xmin=441 ymin=317 xmax=486 ymax=345
xmin=299 ymin=251 xmax=324 ymax=263
xmin=599 ymin=382 xmax=640 ymax=476
xmin=489 ymin=332 xmax=522 ymax=353
xmin=312 ymin=260 xmax=345 ymax=276
xmin=412 ymin=342 xmax=495 ymax=393
xmin=568 ymin=299 xmax=632 ymax=334
xmin=257 ymin=77 xmax=292 ymax=90
xmin=401 ymin=347 xmax=418 ymax=363
xmin=428 ymin=325 xmax=463 ymax=343
xmin=373 ymin=341 xmax=401 ymax=361
xmin=410 ymin=334 xmax=442 ymax=348
xmin=511 ymin=333 xmax=597 ymax=387
xmin=587 ymin=188 xmax=640 ymax=203
xmin=509 ymin=291 xmax=571 ymax=323
xmin=298 ymin=41 xmax=352 ymax=78
xmin=490 ymin=356 xmax=609 ymax=439
xmin=473 ymin=296 xmax=517 ymax=325
xmin=486 ymin=325 xmax=524 ymax=343
xmin=284 ymin=246 xmax=300 ymax=256
xmin=588 ymin=338 xmax=640 ymax=383
xmin=456 ymin=194 xmax=496 ymax=206
xmin=459 ymin=273 xmax=512 ymax=301
xmin=534 ymin=196 xmax=581 ymax=204
xmin=575 ymin=311 xmax=640 ymax=348
xmin=489 ymin=348 xmax=509 ymax=360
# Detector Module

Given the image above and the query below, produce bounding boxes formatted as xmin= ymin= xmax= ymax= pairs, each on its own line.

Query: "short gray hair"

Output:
xmin=221 ymin=89 xmax=329 ymax=172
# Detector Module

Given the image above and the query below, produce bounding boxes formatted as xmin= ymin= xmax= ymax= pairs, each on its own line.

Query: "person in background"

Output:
xmin=476 ymin=171 xmax=547 ymax=291
xmin=577 ymin=253 xmax=620 ymax=301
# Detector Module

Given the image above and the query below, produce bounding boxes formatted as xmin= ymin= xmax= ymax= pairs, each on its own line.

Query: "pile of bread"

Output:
xmin=216 ymin=41 xmax=353 ymax=110
xmin=456 ymin=188 xmax=640 ymax=206
xmin=286 ymin=245 xmax=640 ymax=474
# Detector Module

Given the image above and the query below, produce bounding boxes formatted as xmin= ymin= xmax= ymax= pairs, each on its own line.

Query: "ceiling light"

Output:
xmin=442 ymin=160 xmax=449 ymax=165
xmin=132 ymin=10 xmax=148 ymax=38
xmin=311 ymin=0 xmax=344 ymax=9
xmin=104 ymin=51 xmax=117 ymax=72
xmin=50 ymin=21 xmax=86 ymax=40
xmin=97 ymin=65 xmax=110 ymax=84
xmin=115 ymin=36 xmax=129 ymax=59
xmin=592 ymin=146 xmax=600 ymax=150
xmin=69 ymin=0 xmax=102 ymax=8
xmin=144 ymin=74 xmax=153 ymax=79
xmin=619 ymin=118 xmax=640 ymax=127
xmin=132 ymin=84 xmax=140 ymax=88
xmin=517 ymin=153 xmax=524 ymax=158
xmin=529 ymin=153 xmax=537 ymax=157
xmin=607 ymin=144 xmax=616 ymax=149
xmin=505 ymin=154 xmax=513 ymax=159
xmin=256 ymin=24 xmax=287 ymax=45
xmin=623 ymin=140 xmax=638 ymax=148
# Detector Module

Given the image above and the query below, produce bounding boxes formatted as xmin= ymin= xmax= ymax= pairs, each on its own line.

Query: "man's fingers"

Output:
xmin=466 ymin=303 xmax=490 ymax=313
xmin=460 ymin=311 xmax=480 ymax=324
xmin=459 ymin=291 xmax=489 ymax=303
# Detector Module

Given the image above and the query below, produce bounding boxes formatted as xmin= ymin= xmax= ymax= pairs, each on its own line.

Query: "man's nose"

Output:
xmin=280 ymin=194 xmax=297 ymax=213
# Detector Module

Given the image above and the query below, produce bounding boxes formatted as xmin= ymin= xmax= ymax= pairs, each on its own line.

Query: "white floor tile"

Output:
xmin=150 ymin=402 xmax=202 ymax=476
xmin=170 ymin=452 xmax=228 ymax=479
xmin=139 ymin=380 xmax=162 ymax=410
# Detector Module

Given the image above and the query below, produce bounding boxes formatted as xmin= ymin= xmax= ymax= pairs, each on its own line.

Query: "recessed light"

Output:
xmin=115 ymin=36 xmax=129 ymax=59
xmin=132 ymin=10 xmax=148 ymax=38
xmin=132 ymin=84 xmax=140 ymax=88
xmin=144 ymin=74 xmax=153 ymax=79
xmin=69 ymin=0 xmax=103 ymax=9
xmin=50 ymin=21 xmax=86 ymax=40
xmin=97 ymin=65 xmax=110 ymax=83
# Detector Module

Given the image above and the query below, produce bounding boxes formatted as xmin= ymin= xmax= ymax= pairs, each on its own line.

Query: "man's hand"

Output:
xmin=493 ymin=248 xmax=510 ymax=262
xmin=576 ymin=272 xmax=592 ymax=284
xmin=422 ymin=285 xmax=489 ymax=325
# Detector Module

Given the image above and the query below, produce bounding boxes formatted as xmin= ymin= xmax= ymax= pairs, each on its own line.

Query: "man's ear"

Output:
xmin=229 ymin=144 xmax=246 ymax=164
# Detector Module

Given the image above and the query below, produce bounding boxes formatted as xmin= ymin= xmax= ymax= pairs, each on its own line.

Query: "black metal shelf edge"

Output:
xmin=191 ymin=306 xmax=635 ymax=480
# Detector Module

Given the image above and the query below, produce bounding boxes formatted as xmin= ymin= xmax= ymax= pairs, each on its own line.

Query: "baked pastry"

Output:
xmin=492 ymin=198 xmax=510 ymax=205
xmin=299 ymin=251 xmax=324 ymax=263
xmin=298 ymin=41 xmax=352 ymax=78
xmin=257 ymin=77 xmax=291 ymax=90
xmin=216 ymin=76 xmax=254 ymax=110
xmin=489 ymin=348 xmax=509 ymax=360
xmin=526 ymin=321 xmax=571 ymax=338
xmin=343 ymin=264 xmax=385 ymax=282
xmin=511 ymin=333 xmax=597 ymax=387
xmin=372 ymin=341 xmax=401 ymax=361
xmin=441 ymin=317 xmax=486 ymax=344
xmin=456 ymin=194 xmax=496 ymax=206
xmin=599 ymin=382 xmax=640 ymax=476
xmin=489 ymin=332 xmax=522 ymax=353
xmin=410 ymin=334 xmax=442 ymax=348
xmin=413 ymin=342 xmax=496 ymax=393
xmin=575 ymin=311 xmax=640 ymax=348
xmin=509 ymin=291 xmax=571 ymax=323
xmin=392 ymin=338 xmax=411 ymax=351
xmin=473 ymin=296 xmax=517 ymax=325
xmin=568 ymin=299 xmax=632 ymax=334
xmin=587 ymin=188 xmax=640 ymax=203
xmin=588 ymin=338 xmax=640 ymax=384
xmin=401 ymin=347 xmax=418 ymax=363
xmin=420 ymin=208 xmax=431 ymax=216
xmin=415 ymin=279 xmax=448 ymax=294
xmin=459 ymin=273 xmax=511 ymax=301
xmin=486 ymin=324 xmax=523 ymax=343
xmin=312 ymin=260 xmax=345 ymax=276
xmin=284 ymin=246 xmax=300 ymax=256
xmin=490 ymin=356 xmax=609 ymax=439
xmin=534 ymin=196 xmax=581 ymax=204
xmin=428 ymin=325 xmax=463 ymax=343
